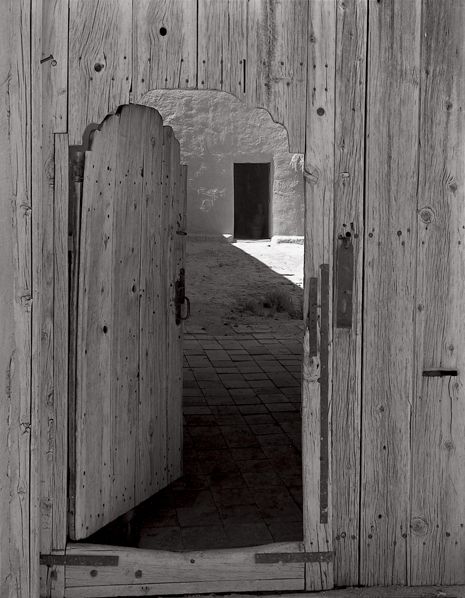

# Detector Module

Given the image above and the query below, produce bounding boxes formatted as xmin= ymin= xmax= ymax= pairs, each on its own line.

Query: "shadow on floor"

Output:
xmin=85 ymin=239 xmax=304 ymax=551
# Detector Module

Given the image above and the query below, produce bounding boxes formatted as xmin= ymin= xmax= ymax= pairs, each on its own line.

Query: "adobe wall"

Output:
xmin=142 ymin=90 xmax=304 ymax=238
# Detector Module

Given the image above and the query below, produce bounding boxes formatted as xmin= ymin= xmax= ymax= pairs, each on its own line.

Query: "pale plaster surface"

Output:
xmin=141 ymin=90 xmax=304 ymax=237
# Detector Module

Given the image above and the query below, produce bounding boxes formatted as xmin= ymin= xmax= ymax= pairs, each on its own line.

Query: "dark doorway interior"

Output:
xmin=234 ymin=163 xmax=270 ymax=239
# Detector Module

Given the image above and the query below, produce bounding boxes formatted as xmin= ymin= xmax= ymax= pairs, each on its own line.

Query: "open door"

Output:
xmin=69 ymin=104 xmax=187 ymax=540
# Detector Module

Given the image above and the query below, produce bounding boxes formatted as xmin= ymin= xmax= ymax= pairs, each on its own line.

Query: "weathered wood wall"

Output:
xmin=70 ymin=0 xmax=308 ymax=151
xmin=1 ymin=1 xmax=465 ymax=596
xmin=0 ymin=1 xmax=33 ymax=597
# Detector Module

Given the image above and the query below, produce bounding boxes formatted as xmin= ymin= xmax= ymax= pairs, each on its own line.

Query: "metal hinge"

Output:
xmin=40 ymin=554 xmax=119 ymax=567
xmin=255 ymin=551 xmax=333 ymax=564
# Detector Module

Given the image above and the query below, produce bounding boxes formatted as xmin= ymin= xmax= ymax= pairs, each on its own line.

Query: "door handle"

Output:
xmin=180 ymin=296 xmax=190 ymax=322
xmin=175 ymin=268 xmax=188 ymax=325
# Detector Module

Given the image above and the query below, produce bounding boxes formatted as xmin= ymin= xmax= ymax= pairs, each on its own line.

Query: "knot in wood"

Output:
xmin=419 ymin=207 xmax=434 ymax=224
xmin=94 ymin=62 xmax=105 ymax=72
xmin=411 ymin=516 xmax=428 ymax=536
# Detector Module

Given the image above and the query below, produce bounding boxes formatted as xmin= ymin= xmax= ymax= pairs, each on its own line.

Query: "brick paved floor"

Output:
xmin=88 ymin=322 xmax=304 ymax=551
xmin=135 ymin=323 xmax=304 ymax=551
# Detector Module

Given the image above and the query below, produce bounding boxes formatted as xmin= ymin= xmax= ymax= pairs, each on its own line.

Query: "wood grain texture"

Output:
xmin=64 ymin=542 xmax=305 ymax=594
xmin=110 ymin=105 xmax=144 ymax=522
xmin=0 ymin=2 xmax=32 ymax=596
xmin=166 ymin=132 xmax=183 ymax=482
xmin=51 ymin=134 xmax=69 ymax=552
xmin=73 ymin=105 xmax=183 ymax=539
xmin=197 ymin=0 xmax=247 ymax=97
xmin=32 ymin=1 xmax=69 ymax=596
xmin=246 ymin=0 xmax=308 ymax=152
xmin=133 ymin=0 xmax=197 ymax=99
xmin=136 ymin=107 xmax=165 ymax=502
xmin=360 ymin=0 xmax=421 ymax=586
xmin=42 ymin=0 xmax=68 ymax=133
xmin=74 ymin=115 xmax=120 ymax=539
xmin=68 ymin=0 xmax=132 ymax=144
xmin=410 ymin=0 xmax=465 ymax=585
xmin=67 ymin=146 xmax=86 ymax=544
xmin=303 ymin=0 xmax=335 ymax=591
xmin=32 ymin=0 xmax=69 ymax=575
xmin=332 ymin=0 xmax=367 ymax=586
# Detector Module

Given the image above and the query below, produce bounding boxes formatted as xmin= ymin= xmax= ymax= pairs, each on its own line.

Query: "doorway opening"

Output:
xmin=234 ymin=163 xmax=271 ymax=240
xmin=75 ymin=95 xmax=306 ymax=556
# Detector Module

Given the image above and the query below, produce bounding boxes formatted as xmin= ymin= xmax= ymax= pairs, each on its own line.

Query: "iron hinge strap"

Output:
xmin=255 ymin=551 xmax=333 ymax=564
xmin=40 ymin=554 xmax=119 ymax=567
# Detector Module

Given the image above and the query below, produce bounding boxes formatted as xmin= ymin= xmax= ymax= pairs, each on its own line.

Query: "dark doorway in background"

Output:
xmin=234 ymin=163 xmax=270 ymax=239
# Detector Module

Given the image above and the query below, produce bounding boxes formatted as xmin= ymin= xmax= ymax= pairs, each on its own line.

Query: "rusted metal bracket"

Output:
xmin=255 ymin=551 xmax=333 ymax=564
xmin=423 ymin=369 xmax=458 ymax=377
xmin=335 ymin=234 xmax=354 ymax=328
xmin=40 ymin=554 xmax=119 ymax=567
xmin=320 ymin=263 xmax=330 ymax=524
xmin=307 ymin=277 xmax=318 ymax=356
xmin=175 ymin=268 xmax=190 ymax=325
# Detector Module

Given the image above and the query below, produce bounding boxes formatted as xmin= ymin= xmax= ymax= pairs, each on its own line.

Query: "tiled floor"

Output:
xmin=89 ymin=322 xmax=304 ymax=551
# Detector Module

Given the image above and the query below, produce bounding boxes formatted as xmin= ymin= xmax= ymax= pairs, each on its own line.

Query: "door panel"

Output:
xmin=71 ymin=105 xmax=186 ymax=540
xmin=234 ymin=163 xmax=270 ymax=239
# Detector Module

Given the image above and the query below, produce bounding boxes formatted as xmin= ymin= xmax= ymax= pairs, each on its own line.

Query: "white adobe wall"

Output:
xmin=141 ymin=90 xmax=304 ymax=237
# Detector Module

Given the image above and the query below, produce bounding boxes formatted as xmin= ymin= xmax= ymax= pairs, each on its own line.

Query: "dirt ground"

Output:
xmin=184 ymin=237 xmax=304 ymax=335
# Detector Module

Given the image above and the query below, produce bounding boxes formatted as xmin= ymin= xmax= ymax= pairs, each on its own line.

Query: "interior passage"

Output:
xmin=87 ymin=239 xmax=304 ymax=551
xmin=137 ymin=326 xmax=303 ymax=550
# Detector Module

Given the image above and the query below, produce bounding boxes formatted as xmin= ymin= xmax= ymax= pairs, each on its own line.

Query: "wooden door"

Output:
xmin=70 ymin=104 xmax=187 ymax=540
xmin=234 ymin=163 xmax=270 ymax=239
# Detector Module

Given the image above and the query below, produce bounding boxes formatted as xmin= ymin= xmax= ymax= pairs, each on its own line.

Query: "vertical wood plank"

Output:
xmin=137 ymin=107 xmax=165 ymax=502
xmin=360 ymin=0 xmax=421 ymax=586
xmin=68 ymin=0 xmax=132 ymax=144
xmin=133 ymin=0 xmax=197 ymax=100
xmin=160 ymin=127 xmax=174 ymax=485
xmin=410 ymin=0 xmax=465 ymax=585
xmin=303 ymin=0 xmax=335 ymax=591
xmin=52 ymin=134 xmax=69 ymax=551
xmin=198 ymin=0 xmax=247 ymax=97
xmin=332 ymin=0 xmax=367 ymax=586
xmin=32 ymin=0 xmax=69 ymax=595
xmin=0 ymin=1 xmax=32 ymax=596
xmin=74 ymin=116 xmax=119 ymax=539
xmin=110 ymin=106 xmax=145 ymax=523
xmin=42 ymin=0 xmax=69 ymax=133
xmin=246 ymin=0 xmax=308 ymax=152
xmin=166 ymin=136 xmax=183 ymax=482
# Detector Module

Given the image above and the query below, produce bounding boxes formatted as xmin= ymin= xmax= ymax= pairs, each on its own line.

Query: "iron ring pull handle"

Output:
xmin=180 ymin=296 xmax=191 ymax=321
